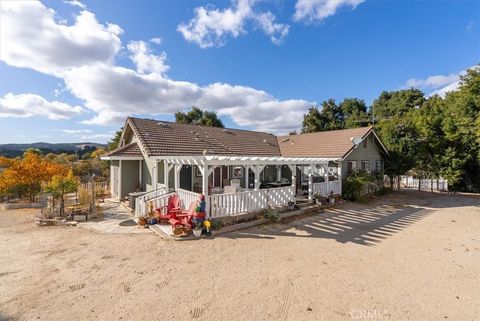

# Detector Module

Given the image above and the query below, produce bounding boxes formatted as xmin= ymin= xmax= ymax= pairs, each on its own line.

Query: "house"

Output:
xmin=102 ymin=117 xmax=388 ymax=218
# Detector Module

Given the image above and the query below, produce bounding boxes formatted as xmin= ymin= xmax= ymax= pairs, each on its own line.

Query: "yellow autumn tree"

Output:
xmin=45 ymin=169 xmax=79 ymax=215
xmin=0 ymin=150 xmax=69 ymax=202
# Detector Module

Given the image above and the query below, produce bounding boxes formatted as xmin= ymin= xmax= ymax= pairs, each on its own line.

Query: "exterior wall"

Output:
xmin=143 ymin=158 xmax=156 ymax=192
xmin=341 ymin=133 xmax=383 ymax=176
xmin=120 ymin=160 xmax=140 ymax=198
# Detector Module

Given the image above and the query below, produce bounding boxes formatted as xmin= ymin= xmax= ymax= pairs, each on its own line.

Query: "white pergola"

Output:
xmin=151 ymin=155 xmax=342 ymax=212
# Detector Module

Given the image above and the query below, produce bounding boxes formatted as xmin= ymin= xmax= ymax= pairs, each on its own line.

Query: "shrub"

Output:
xmin=343 ymin=170 xmax=377 ymax=201
xmin=260 ymin=207 xmax=280 ymax=223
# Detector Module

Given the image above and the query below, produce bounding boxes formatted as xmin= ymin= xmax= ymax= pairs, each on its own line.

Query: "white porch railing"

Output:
xmin=177 ymin=188 xmax=201 ymax=208
xmin=268 ymin=186 xmax=295 ymax=207
xmin=135 ymin=184 xmax=167 ymax=216
xmin=312 ymin=180 xmax=341 ymax=197
xmin=209 ymin=186 xmax=295 ymax=218
xmin=140 ymin=192 xmax=174 ymax=218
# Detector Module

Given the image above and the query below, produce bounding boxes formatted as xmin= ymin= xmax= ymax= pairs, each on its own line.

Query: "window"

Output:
xmin=375 ymin=160 xmax=383 ymax=172
xmin=361 ymin=160 xmax=370 ymax=172
xmin=363 ymin=139 xmax=368 ymax=148
xmin=347 ymin=160 xmax=357 ymax=174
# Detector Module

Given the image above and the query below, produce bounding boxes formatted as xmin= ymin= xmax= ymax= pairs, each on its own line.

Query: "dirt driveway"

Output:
xmin=0 ymin=191 xmax=479 ymax=321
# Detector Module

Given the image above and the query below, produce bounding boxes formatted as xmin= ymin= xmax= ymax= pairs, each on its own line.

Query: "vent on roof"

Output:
xmin=195 ymin=133 xmax=200 ymax=141
xmin=281 ymin=138 xmax=290 ymax=143
xmin=157 ymin=122 xmax=168 ymax=127
xmin=222 ymin=129 xmax=233 ymax=134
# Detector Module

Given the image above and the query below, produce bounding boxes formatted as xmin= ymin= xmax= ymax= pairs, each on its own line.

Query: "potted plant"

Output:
xmin=192 ymin=220 xmax=204 ymax=237
xmin=312 ymin=192 xmax=322 ymax=205
xmin=329 ymin=191 xmax=335 ymax=205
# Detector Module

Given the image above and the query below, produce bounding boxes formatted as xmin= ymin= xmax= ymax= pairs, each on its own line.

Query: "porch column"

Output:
xmin=164 ymin=160 xmax=169 ymax=190
xmin=288 ymin=164 xmax=297 ymax=198
xmin=174 ymin=164 xmax=182 ymax=191
xmin=199 ymin=165 xmax=211 ymax=216
xmin=244 ymin=165 xmax=249 ymax=189
xmin=308 ymin=164 xmax=313 ymax=200
xmin=252 ymin=165 xmax=265 ymax=190
xmin=277 ymin=165 xmax=282 ymax=182
xmin=324 ymin=164 xmax=329 ymax=197
xmin=337 ymin=163 xmax=342 ymax=196
xmin=118 ymin=160 xmax=123 ymax=200
xmin=139 ymin=160 xmax=142 ymax=189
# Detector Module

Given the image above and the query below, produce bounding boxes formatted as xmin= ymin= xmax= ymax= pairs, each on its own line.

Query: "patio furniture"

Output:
xmin=168 ymin=200 xmax=199 ymax=228
xmin=156 ymin=194 xmax=181 ymax=222
xmin=223 ymin=185 xmax=236 ymax=194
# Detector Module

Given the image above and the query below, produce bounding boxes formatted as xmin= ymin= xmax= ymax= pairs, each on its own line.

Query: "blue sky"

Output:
xmin=0 ymin=0 xmax=478 ymax=144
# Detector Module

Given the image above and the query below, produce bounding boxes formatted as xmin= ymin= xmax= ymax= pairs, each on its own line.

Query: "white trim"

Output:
xmin=151 ymin=155 xmax=339 ymax=166
xmin=101 ymin=156 xmax=143 ymax=161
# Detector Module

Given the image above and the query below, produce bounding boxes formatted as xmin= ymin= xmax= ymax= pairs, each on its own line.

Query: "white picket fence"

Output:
xmin=312 ymin=180 xmax=341 ymax=197
xmin=209 ymin=186 xmax=295 ymax=218
xmin=400 ymin=176 xmax=448 ymax=192
xmin=138 ymin=192 xmax=173 ymax=218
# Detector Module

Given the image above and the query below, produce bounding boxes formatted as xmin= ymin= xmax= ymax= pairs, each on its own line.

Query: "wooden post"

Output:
xmin=324 ymin=164 xmax=329 ymax=197
xmin=244 ymin=165 xmax=249 ymax=189
xmin=308 ymin=165 xmax=313 ymax=200
xmin=337 ymin=162 xmax=342 ymax=196
xmin=174 ymin=164 xmax=182 ymax=191
xmin=277 ymin=165 xmax=282 ymax=182
xmin=164 ymin=161 xmax=169 ymax=190
xmin=200 ymin=165 xmax=211 ymax=216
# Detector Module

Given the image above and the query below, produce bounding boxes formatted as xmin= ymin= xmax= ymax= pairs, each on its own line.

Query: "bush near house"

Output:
xmin=343 ymin=170 xmax=384 ymax=202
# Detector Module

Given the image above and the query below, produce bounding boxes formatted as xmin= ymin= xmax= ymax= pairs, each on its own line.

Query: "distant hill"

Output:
xmin=0 ymin=142 xmax=107 ymax=158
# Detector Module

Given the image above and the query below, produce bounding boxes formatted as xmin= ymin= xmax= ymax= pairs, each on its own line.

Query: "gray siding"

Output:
xmin=342 ymin=133 xmax=383 ymax=176
xmin=120 ymin=160 xmax=140 ymax=198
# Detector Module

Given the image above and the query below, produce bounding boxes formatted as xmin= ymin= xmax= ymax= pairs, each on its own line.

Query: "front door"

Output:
xmin=180 ymin=165 xmax=192 ymax=191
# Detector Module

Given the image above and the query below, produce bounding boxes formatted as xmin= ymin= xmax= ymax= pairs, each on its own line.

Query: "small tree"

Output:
xmin=45 ymin=170 xmax=79 ymax=215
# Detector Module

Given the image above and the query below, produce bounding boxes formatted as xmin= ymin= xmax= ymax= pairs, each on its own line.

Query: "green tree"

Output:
xmin=339 ymin=98 xmax=369 ymax=128
xmin=108 ymin=127 xmax=124 ymax=151
xmin=175 ymin=107 xmax=224 ymax=127
xmin=377 ymin=117 xmax=420 ymax=189
xmin=372 ymin=89 xmax=425 ymax=120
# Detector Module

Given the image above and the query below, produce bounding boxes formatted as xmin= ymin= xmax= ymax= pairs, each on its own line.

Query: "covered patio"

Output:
xmin=135 ymin=155 xmax=342 ymax=218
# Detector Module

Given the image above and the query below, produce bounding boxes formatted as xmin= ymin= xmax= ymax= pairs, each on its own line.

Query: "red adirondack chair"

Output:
xmin=168 ymin=200 xmax=199 ymax=228
xmin=156 ymin=194 xmax=182 ymax=222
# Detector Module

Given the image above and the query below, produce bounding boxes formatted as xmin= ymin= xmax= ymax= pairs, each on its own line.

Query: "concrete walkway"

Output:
xmin=79 ymin=198 xmax=150 ymax=234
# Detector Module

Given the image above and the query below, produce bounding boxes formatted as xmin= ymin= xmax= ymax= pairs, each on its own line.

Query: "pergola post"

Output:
xmin=308 ymin=164 xmax=313 ymax=200
xmin=324 ymin=164 xmax=329 ymax=197
xmin=174 ymin=164 xmax=182 ymax=191
xmin=244 ymin=165 xmax=249 ymax=189
xmin=199 ymin=165 xmax=212 ymax=216
xmin=252 ymin=165 xmax=265 ymax=191
xmin=288 ymin=164 xmax=296 ymax=197
xmin=163 ymin=161 xmax=169 ymax=190
xmin=277 ymin=165 xmax=282 ymax=182
xmin=337 ymin=163 xmax=342 ymax=196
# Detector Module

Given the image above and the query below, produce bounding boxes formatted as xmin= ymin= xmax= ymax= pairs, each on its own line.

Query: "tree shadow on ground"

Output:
xmin=221 ymin=191 xmax=479 ymax=246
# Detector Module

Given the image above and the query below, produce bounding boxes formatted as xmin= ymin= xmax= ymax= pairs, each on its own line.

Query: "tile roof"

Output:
xmin=277 ymin=127 xmax=374 ymax=158
xmin=127 ymin=117 xmax=281 ymax=157
xmin=106 ymin=142 xmax=143 ymax=157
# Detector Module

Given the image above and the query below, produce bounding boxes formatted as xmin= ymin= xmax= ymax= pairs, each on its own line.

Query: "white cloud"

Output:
xmin=63 ymin=0 xmax=87 ymax=9
xmin=404 ymin=69 xmax=472 ymax=98
xmin=405 ymin=73 xmax=459 ymax=89
xmin=127 ymin=41 xmax=169 ymax=74
xmin=293 ymin=0 xmax=364 ymax=23
xmin=0 ymin=1 xmax=122 ymax=76
xmin=254 ymin=12 xmax=289 ymax=45
xmin=0 ymin=93 xmax=84 ymax=120
xmin=62 ymin=62 xmax=313 ymax=132
xmin=177 ymin=0 xmax=289 ymax=48
xmin=150 ymin=37 xmax=163 ymax=45
xmin=1 ymin=1 xmax=310 ymax=133
xmin=60 ymin=129 xmax=93 ymax=134
xmin=429 ymin=81 xmax=461 ymax=98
